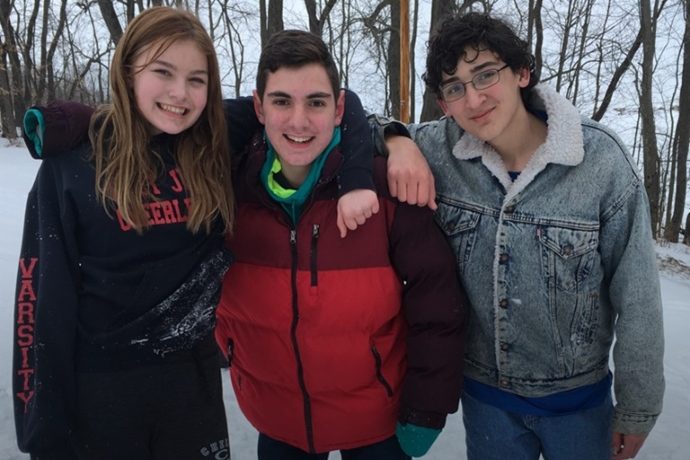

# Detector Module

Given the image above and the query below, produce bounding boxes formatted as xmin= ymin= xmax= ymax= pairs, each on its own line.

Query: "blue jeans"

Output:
xmin=258 ymin=433 xmax=410 ymax=460
xmin=462 ymin=391 xmax=614 ymax=460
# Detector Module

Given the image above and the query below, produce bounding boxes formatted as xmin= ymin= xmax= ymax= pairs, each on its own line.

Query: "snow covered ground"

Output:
xmin=1 ymin=140 xmax=688 ymax=459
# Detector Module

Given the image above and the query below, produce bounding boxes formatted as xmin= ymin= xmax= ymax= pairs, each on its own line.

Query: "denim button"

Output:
xmin=500 ymin=342 xmax=509 ymax=351
xmin=499 ymin=298 xmax=509 ymax=309
xmin=504 ymin=204 xmax=515 ymax=214
xmin=500 ymin=379 xmax=510 ymax=388
xmin=499 ymin=253 xmax=509 ymax=264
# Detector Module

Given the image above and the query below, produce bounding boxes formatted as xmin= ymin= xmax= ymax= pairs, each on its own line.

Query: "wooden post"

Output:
xmin=400 ymin=0 xmax=410 ymax=122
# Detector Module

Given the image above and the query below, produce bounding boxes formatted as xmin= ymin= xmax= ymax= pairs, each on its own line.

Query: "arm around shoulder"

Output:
xmin=22 ymin=101 xmax=94 ymax=159
xmin=384 ymin=165 xmax=467 ymax=427
xmin=14 ymin=162 xmax=81 ymax=455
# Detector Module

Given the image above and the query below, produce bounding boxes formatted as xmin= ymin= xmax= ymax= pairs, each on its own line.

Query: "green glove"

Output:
xmin=23 ymin=108 xmax=45 ymax=157
xmin=395 ymin=422 xmax=441 ymax=457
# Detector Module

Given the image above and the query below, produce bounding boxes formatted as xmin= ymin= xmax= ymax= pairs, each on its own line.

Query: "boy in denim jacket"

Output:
xmin=379 ymin=12 xmax=664 ymax=460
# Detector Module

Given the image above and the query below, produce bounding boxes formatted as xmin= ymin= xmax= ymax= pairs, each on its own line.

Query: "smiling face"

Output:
xmin=132 ymin=39 xmax=208 ymax=135
xmin=438 ymin=48 xmax=530 ymax=148
xmin=254 ymin=63 xmax=345 ymax=186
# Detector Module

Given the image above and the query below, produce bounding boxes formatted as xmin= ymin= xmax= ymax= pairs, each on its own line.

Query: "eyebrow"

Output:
xmin=440 ymin=60 xmax=503 ymax=86
xmin=152 ymin=59 xmax=207 ymax=76
xmin=265 ymin=91 xmax=332 ymax=99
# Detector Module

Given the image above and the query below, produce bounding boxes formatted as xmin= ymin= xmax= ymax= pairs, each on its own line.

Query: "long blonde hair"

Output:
xmin=90 ymin=6 xmax=234 ymax=234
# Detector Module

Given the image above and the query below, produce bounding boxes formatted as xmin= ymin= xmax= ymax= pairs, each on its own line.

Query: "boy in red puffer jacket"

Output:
xmin=215 ymin=29 xmax=468 ymax=460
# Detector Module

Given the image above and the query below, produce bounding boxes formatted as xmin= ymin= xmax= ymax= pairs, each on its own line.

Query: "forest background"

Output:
xmin=0 ymin=0 xmax=689 ymax=241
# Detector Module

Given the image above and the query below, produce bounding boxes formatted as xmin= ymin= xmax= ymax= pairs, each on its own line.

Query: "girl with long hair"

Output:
xmin=13 ymin=7 xmax=235 ymax=459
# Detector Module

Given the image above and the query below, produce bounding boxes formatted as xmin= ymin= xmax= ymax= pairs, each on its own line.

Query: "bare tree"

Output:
xmin=268 ymin=0 xmax=283 ymax=41
xmin=409 ymin=0 xmax=418 ymax=120
xmin=304 ymin=0 xmax=338 ymax=37
xmin=419 ymin=0 xmax=454 ymax=121
xmin=38 ymin=0 xmax=68 ymax=102
xmin=640 ymin=0 xmax=662 ymax=234
xmin=388 ymin=0 xmax=400 ymax=119
xmin=528 ymin=0 xmax=544 ymax=82
xmin=0 ymin=40 xmax=17 ymax=137
xmin=0 ymin=0 xmax=28 ymax=136
xmin=664 ymin=0 xmax=690 ymax=242
xmin=98 ymin=0 xmax=124 ymax=45
xmin=220 ymin=1 xmax=248 ymax=98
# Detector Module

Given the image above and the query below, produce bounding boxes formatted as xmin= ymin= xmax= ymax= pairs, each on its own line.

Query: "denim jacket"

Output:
xmin=385 ymin=85 xmax=664 ymax=434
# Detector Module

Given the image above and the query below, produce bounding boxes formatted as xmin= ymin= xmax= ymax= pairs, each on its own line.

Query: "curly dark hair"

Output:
xmin=423 ymin=12 xmax=538 ymax=101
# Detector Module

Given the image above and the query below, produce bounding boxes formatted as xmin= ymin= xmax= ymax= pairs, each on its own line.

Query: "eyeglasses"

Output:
xmin=439 ymin=64 xmax=510 ymax=102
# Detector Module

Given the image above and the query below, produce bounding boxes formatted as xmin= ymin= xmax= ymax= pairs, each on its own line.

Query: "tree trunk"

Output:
xmin=304 ymin=0 xmax=337 ymax=37
xmin=388 ymin=1 xmax=400 ymax=119
xmin=0 ymin=43 xmax=17 ymax=138
xmin=410 ymin=0 xmax=418 ymax=121
xmin=0 ymin=0 xmax=26 ymax=129
xmin=98 ymin=0 xmax=124 ymax=46
xmin=260 ymin=0 xmax=267 ymax=47
xmin=267 ymin=0 xmax=284 ymax=40
xmin=531 ymin=0 xmax=544 ymax=83
xmin=639 ymin=0 xmax=661 ymax=235
xmin=419 ymin=0 xmax=454 ymax=121
xmin=664 ymin=0 xmax=690 ymax=242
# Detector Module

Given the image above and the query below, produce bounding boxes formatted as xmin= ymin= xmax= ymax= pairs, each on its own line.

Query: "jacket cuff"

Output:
xmin=337 ymin=166 xmax=375 ymax=194
xmin=367 ymin=113 xmax=410 ymax=158
xmin=612 ymin=408 xmax=659 ymax=434
xmin=23 ymin=108 xmax=45 ymax=158
xmin=398 ymin=406 xmax=447 ymax=430
xmin=23 ymin=100 xmax=94 ymax=159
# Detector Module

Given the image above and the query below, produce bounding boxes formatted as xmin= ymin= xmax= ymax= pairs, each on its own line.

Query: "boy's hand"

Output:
xmin=336 ymin=189 xmax=379 ymax=238
xmin=611 ymin=432 xmax=647 ymax=460
xmin=386 ymin=136 xmax=437 ymax=210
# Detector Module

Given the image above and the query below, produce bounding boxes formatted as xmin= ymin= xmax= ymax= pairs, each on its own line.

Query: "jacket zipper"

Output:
xmin=289 ymin=229 xmax=315 ymax=452
xmin=371 ymin=345 xmax=394 ymax=397
xmin=310 ymin=224 xmax=319 ymax=286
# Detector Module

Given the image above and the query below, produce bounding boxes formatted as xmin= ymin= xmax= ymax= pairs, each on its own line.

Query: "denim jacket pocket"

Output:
xmin=435 ymin=202 xmax=481 ymax=275
xmin=537 ymin=225 xmax=599 ymax=292
xmin=537 ymin=224 xmax=602 ymax=375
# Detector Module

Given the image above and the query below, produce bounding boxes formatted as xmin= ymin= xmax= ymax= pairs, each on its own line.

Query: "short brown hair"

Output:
xmin=256 ymin=30 xmax=340 ymax=100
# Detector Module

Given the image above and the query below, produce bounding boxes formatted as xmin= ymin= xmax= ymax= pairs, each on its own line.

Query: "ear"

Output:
xmin=437 ymin=97 xmax=451 ymax=116
xmin=517 ymin=66 xmax=531 ymax=88
xmin=253 ymin=90 xmax=265 ymax=124
xmin=334 ymin=89 xmax=345 ymax=126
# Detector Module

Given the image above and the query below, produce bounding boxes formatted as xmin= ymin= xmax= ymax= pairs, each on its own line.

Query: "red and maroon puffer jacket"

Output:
xmin=216 ymin=137 xmax=466 ymax=453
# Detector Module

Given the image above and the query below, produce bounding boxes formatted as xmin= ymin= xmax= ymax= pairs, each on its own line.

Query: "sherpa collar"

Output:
xmin=451 ymin=84 xmax=584 ymax=197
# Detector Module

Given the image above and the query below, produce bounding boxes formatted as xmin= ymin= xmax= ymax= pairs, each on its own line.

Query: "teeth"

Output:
xmin=159 ymin=103 xmax=185 ymax=115
xmin=286 ymin=135 xmax=312 ymax=143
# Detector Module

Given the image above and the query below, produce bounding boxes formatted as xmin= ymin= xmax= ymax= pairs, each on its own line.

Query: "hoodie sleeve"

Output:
xmin=224 ymin=89 xmax=374 ymax=195
xmin=13 ymin=160 xmax=80 ymax=456
xmin=380 ymin=157 xmax=467 ymax=429
xmin=22 ymin=101 xmax=94 ymax=159
xmin=337 ymin=89 xmax=375 ymax=193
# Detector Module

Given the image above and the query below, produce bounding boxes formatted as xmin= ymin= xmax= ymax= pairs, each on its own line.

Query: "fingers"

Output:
xmin=336 ymin=189 xmax=379 ymax=238
xmin=388 ymin=172 xmax=399 ymax=198
xmin=371 ymin=199 xmax=380 ymax=215
xmin=611 ymin=432 xmax=647 ymax=460
xmin=387 ymin=165 xmax=437 ymax=210
xmin=396 ymin=178 xmax=408 ymax=203
xmin=337 ymin=213 xmax=348 ymax=239
xmin=427 ymin=176 xmax=438 ymax=210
